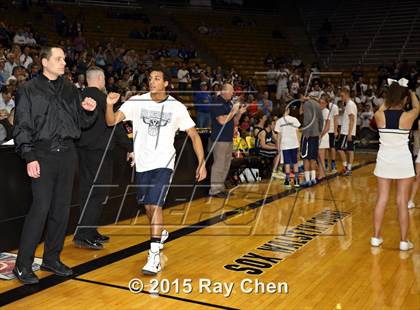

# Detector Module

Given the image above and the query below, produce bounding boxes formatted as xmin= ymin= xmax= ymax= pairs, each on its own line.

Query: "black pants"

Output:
xmin=74 ymin=149 xmax=113 ymax=240
xmin=16 ymin=145 xmax=77 ymax=268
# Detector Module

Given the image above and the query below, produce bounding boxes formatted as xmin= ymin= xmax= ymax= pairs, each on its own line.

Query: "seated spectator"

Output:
xmin=191 ymin=63 xmax=202 ymax=91
xmin=13 ymin=29 xmax=27 ymax=45
xmin=0 ymin=86 xmax=15 ymax=115
xmin=123 ymin=49 xmax=137 ymax=71
xmin=324 ymin=85 xmax=335 ymax=101
xmin=107 ymin=76 xmax=119 ymax=93
xmin=351 ymin=65 xmax=363 ymax=82
xmin=239 ymin=115 xmax=251 ymax=132
xmin=246 ymin=94 xmax=259 ymax=118
xmin=177 ymin=62 xmax=190 ymax=92
xmin=76 ymin=52 xmax=89 ymax=75
xmin=359 ymin=105 xmax=374 ymax=129
xmin=211 ymin=83 xmax=222 ymax=101
xmin=104 ymin=48 xmax=114 ymax=66
xmin=16 ymin=74 xmax=27 ymax=86
xmin=252 ymin=112 xmax=267 ymax=138
xmin=12 ymin=65 xmax=29 ymax=81
xmin=157 ymin=57 xmax=171 ymax=80
xmin=352 ymin=76 xmax=367 ymax=96
xmin=169 ymin=61 xmax=179 ymax=78
xmin=0 ymin=57 xmax=8 ymax=85
xmin=26 ymin=32 xmax=37 ymax=46
xmin=94 ymin=46 xmax=106 ymax=68
xmin=4 ymin=53 xmax=17 ymax=79
xmin=0 ymin=107 xmax=13 ymax=144
xmin=367 ymin=77 xmax=377 ymax=93
xmin=6 ymin=76 xmax=17 ymax=91
xmin=200 ymin=70 xmax=210 ymax=86
xmin=178 ymin=47 xmax=189 ymax=61
xmin=290 ymin=75 xmax=300 ymax=98
xmin=233 ymin=79 xmax=243 ymax=96
xmin=112 ymin=51 xmax=124 ymax=73
xmin=19 ymin=46 xmax=33 ymax=69
xmin=276 ymin=65 xmax=290 ymax=101
xmin=74 ymin=73 xmax=85 ymax=90
xmin=211 ymin=74 xmax=224 ymax=88
xmin=193 ymin=82 xmax=212 ymax=128
xmin=11 ymin=44 xmax=22 ymax=63
xmin=308 ymin=82 xmax=324 ymax=99
xmin=255 ymin=118 xmax=278 ymax=159
xmin=118 ymin=72 xmax=131 ymax=91
xmin=244 ymin=77 xmax=257 ymax=94
xmin=258 ymin=91 xmax=273 ymax=116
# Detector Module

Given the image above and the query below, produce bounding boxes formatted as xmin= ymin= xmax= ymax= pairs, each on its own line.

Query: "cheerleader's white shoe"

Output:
xmin=370 ymin=237 xmax=383 ymax=247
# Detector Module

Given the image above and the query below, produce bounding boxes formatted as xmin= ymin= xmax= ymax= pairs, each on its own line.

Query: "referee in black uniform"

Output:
xmin=73 ymin=66 xmax=133 ymax=250
xmin=12 ymin=46 xmax=97 ymax=284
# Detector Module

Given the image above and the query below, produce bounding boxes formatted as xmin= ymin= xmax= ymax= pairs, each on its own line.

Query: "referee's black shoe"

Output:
xmin=73 ymin=238 xmax=104 ymax=250
xmin=13 ymin=265 xmax=39 ymax=284
xmin=94 ymin=233 xmax=110 ymax=243
xmin=40 ymin=260 xmax=73 ymax=277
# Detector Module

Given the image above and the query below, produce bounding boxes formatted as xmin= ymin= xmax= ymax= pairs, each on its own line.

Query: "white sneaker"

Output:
xmin=142 ymin=250 xmax=161 ymax=275
xmin=159 ymin=229 xmax=169 ymax=250
xmin=408 ymin=201 xmax=415 ymax=209
xmin=399 ymin=240 xmax=414 ymax=251
xmin=370 ymin=237 xmax=383 ymax=247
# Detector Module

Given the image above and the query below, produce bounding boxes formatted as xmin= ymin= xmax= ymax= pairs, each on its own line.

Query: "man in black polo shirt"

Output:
xmin=73 ymin=66 xmax=134 ymax=250
xmin=209 ymin=83 xmax=246 ymax=197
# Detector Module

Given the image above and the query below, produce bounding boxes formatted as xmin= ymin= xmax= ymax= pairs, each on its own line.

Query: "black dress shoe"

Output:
xmin=13 ymin=265 xmax=39 ymax=284
xmin=94 ymin=233 xmax=110 ymax=243
xmin=73 ymin=238 xmax=104 ymax=250
xmin=40 ymin=260 xmax=73 ymax=277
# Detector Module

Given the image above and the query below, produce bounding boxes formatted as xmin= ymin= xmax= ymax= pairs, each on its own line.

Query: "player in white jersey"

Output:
xmin=105 ymin=68 xmax=207 ymax=275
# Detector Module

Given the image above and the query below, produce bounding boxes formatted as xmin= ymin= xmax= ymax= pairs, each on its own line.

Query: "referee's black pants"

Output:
xmin=74 ymin=148 xmax=113 ymax=240
xmin=16 ymin=144 xmax=77 ymax=268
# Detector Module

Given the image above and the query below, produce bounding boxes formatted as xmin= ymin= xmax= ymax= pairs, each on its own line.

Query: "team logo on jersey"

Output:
xmin=141 ymin=109 xmax=172 ymax=136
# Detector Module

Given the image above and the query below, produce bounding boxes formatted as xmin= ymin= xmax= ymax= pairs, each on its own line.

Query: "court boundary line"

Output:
xmin=0 ymin=160 xmax=374 ymax=306
xmin=72 ymin=277 xmax=239 ymax=310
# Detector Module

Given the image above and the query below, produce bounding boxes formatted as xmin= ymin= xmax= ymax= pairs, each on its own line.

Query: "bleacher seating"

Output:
xmin=302 ymin=0 xmax=420 ymax=67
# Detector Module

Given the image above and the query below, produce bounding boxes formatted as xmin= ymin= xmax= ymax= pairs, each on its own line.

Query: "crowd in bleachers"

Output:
xmin=2 ymin=4 xmax=420 ymax=185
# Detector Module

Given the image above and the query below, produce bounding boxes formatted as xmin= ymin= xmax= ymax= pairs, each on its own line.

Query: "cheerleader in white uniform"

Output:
xmin=318 ymin=94 xmax=331 ymax=179
xmin=372 ymin=79 xmax=419 ymax=251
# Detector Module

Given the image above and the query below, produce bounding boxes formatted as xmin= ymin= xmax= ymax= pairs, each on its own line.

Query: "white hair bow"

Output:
xmin=387 ymin=78 xmax=409 ymax=87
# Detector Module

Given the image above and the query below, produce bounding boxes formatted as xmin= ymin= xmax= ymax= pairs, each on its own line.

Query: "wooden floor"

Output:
xmin=1 ymin=154 xmax=420 ymax=309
